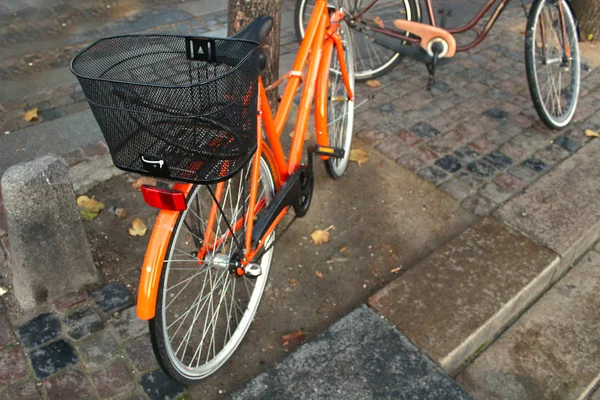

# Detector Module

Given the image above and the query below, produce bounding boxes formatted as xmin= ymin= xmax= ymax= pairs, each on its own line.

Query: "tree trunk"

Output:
xmin=571 ymin=0 xmax=600 ymax=41
xmin=228 ymin=0 xmax=281 ymax=108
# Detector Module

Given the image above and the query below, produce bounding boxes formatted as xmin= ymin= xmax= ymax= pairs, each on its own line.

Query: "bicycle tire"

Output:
xmin=525 ymin=0 xmax=580 ymax=129
xmin=149 ymin=156 xmax=276 ymax=384
xmin=325 ymin=20 xmax=356 ymax=179
xmin=294 ymin=0 xmax=421 ymax=81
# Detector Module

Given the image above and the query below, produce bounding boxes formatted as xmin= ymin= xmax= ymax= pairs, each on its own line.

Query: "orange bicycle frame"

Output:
xmin=137 ymin=0 xmax=353 ymax=320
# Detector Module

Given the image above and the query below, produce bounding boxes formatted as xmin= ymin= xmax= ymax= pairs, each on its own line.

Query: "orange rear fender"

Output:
xmin=136 ymin=183 xmax=193 ymax=320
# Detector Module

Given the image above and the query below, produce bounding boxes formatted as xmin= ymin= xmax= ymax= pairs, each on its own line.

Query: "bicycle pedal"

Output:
xmin=243 ymin=263 xmax=262 ymax=278
xmin=312 ymin=146 xmax=345 ymax=159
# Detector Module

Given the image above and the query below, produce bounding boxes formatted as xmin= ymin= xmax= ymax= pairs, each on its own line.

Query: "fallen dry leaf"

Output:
xmin=310 ymin=225 xmax=334 ymax=245
xmin=288 ymin=278 xmax=298 ymax=287
xmin=391 ymin=266 xmax=404 ymax=274
xmin=339 ymin=245 xmax=349 ymax=253
xmin=366 ymin=79 xmax=382 ymax=88
xmin=77 ymin=195 xmax=105 ymax=220
xmin=23 ymin=108 xmax=39 ymax=122
xmin=114 ymin=208 xmax=127 ymax=219
xmin=349 ymin=149 xmax=369 ymax=166
xmin=585 ymin=129 xmax=599 ymax=138
xmin=129 ymin=217 xmax=147 ymax=236
xmin=315 ymin=270 xmax=324 ymax=278
xmin=132 ymin=176 xmax=157 ymax=190
xmin=281 ymin=330 xmax=305 ymax=347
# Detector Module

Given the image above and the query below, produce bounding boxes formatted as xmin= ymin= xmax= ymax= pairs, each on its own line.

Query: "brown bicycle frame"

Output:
xmin=137 ymin=0 xmax=353 ymax=320
xmin=357 ymin=0 xmax=514 ymax=52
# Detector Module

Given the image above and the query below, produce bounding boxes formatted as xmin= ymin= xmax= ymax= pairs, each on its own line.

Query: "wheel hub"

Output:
xmin=206 ymin=253 xmax=232 ymax=271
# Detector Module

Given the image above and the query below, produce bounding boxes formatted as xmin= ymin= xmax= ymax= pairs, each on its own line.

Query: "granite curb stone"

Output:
xmin=370 ymin=218 xmax=558 ymax=376
xmin=458 ymin=250 xmax=600 ymax=399
xmin=230 ymin=305 xmax=471 ymax=400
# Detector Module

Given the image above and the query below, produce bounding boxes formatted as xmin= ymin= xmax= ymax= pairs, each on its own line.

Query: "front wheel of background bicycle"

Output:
xmin=149 ymin=156 xmax=276 ymax=384
xmin=325 ymin=20 xmax=356 ymax=179
xmin=525 ymin=0 xmax=580 ymax=129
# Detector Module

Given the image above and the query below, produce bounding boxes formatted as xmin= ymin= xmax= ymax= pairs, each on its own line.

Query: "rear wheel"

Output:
xmin=294 ymin=0 xmax=420 ymax=81
xmin=525 ymin=0 xmax=580 ymax=129
xmin=149 ymin=156 xmax=276 ymax=384
xmin=325 ymin=20 xmax=356 ymax=179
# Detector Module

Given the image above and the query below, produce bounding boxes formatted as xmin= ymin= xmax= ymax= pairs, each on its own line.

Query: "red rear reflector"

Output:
xmin=141 ymin=185 xmax=187 ymax=211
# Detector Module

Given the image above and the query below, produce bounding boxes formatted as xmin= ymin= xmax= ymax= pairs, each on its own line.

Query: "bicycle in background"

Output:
xmin=296 ymin=0 xmax=581 ymax=129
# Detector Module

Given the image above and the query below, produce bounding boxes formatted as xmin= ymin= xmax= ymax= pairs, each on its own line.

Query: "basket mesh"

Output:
xmin=71 ymin=35 xmax=261 ymax=183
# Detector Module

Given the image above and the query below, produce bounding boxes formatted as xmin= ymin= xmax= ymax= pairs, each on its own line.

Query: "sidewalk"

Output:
xmin=1 ymin=1 xmax=600 ymax=399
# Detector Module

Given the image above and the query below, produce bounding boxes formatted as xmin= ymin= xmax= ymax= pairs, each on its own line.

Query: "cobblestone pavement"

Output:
xmin=349 ymin=7 xmax=600 ymax=217
xmin=0 ymin=283 xmax=187 ymax=399
xmin=1 ymin=0 xmax=600 ymax=399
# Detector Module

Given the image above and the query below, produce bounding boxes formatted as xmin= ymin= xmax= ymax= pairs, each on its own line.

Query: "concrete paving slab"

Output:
xmin=230 ymin=305 xmax=472 ymax=400
xmin=92 ymin=137 xmax=475 ymax=399
xmin=177 ymin=0 xmax=225 ymax=17
xmin=458 ymin=250 xmax=600 ymax=400
xmin=370 ymin=218 xmax=558 ymax=376
xmin=496 ymin=139 xmax=600 ymax=276
xmin=0 ymin=110 xmax=101 ymax=174
xmin=0 ymin=67 xmax=76 ymax=103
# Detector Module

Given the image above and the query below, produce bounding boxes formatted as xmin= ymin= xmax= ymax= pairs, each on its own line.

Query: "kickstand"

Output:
xmin=426 ymin=51 xmax=439 ymax=91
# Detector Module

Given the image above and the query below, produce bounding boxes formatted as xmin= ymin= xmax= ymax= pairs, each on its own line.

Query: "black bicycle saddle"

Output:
xmin=231 ymin=15 xmax=273 ymax=70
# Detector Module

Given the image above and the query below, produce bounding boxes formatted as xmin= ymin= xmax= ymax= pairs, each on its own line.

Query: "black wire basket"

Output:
xmin=71 ymin=34 xmax=261 ymax=184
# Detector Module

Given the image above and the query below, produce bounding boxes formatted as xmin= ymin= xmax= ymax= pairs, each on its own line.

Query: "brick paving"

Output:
xmin=0 ymin=283 xmax=184 ymax=399
xmin=350 ymin=8 xmax=600 ymax=216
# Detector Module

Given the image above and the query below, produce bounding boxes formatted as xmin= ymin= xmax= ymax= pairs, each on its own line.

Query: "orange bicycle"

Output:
xmin=71 ymin=0 xmax=355 ymax=384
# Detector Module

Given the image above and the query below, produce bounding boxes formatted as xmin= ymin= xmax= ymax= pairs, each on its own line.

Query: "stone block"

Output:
xmin=435 ymin=155 xmax=463 ymax=173
xmin=1 ymin=155 xmax=97 ymax=310
xmin=62 ymin=307 xmax=104 ymax=340
xmin=439 ymin=179 xmax=477 ymax=202
xmin=462 ymin=195 xmax=497 ymax=217
xmin=18 ymin=313 xmax=61 ymax=349
xmin=30 ymin=339 xmax=78 ymax=379
xmin=553 ymin=135 xmax=582 ymax=153
xmin=419 ymin=166 xmax=450 ymax=186
xmin=76 ymin=331 xmax=121 ymax=368
xmin=480 ymin=182 xmax=515 ymax=204
xmin=0 ymin=313 xmax=16 ymax=347
xmin=91 ymin=283 xmax=133 ymax=314
xmin=230 ymin=306 xmax=470 ymax=399
xmin=125 ymin=335 xmax=157 ymax=372
xmin=44 ymin=368 xmax=92 ymax=400
xmin=467 ymin=161 xmax=497 ymax=178
xmin=141 ymin=369 xmax=187 ymax=400
xmin=0 ymin=345 xmax=28 ymax=386
xmin=370 ymin=218 xmax=558 ymax=376
xmin=90 ymin=360 xmax=135 ymax=399
xmin=0 ymin=380 xmax=41 ymax=399
xmin=111 ymin=307 xmax=148 ymax=341
xmin=396 ymin=153 xmax=428 ymax=174
xmin=410 ymin=122 xmax=441 ymax=139
xmin=483 ymin=151 xmax=514 ymax=171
